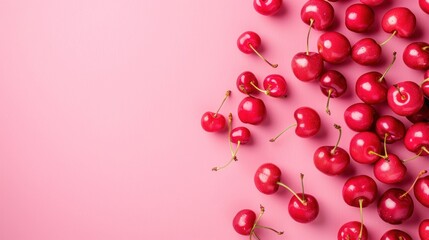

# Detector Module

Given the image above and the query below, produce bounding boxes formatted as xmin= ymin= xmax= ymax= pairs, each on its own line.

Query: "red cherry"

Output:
xmin=422 ymin=72 xmax=429 ymax=97
xmin=374 ymin=153 xmax=407 ymax=184
xmin=360 ymin=0 xmax=384 ymax=6
xmin=338 ymin=221 xmax=368 ymax=240
xmin=201 ymin=90 xmax=231 ymax=132
xmin=230 ymin=127 xmax=251 ymax=145
xmin=403 ymin=42 xmax=429 ymax=70
xmin=420 ymin=0 xmax=429 ymax=14
xmin=288 ymin=193 xmax=319 ymax=223
xmin=345 ymin=4 xmax=375 ymax=33
xmin=351 ymin=38 xmax=382 ymax=66
xmin=387 ymin=81 xmax=424 ymax=116
xmin=237 ymin=71 xmax=259 ymax=94
xmin=301 ymin=0 xmax=335 ymax=30
xmin=349 ymin=131 xmax=382 ymax=164
xmin=406 ymin=99 xmax=429 ymax=123
xmin=254 ymin=163 xmax=282 ymax=194
xmin=375 ymin=115 xmax=406 ymax=144
xmin=313 ymin=124 xmax=350 ymax=176
xmin=404 ymin=122 xmax=429 ymax=156
xmin=291 ymin=52 xmax=324 ymax=82
xmin=344 ymin=103 xmax=377 ymax=132
xmin=342 ymin=175 xmax=378 ymax=207
xmin=317 ymin=31 xmax=351 ymax=64
xmin=380 ymin=229 xmax=412 ymax=240
xmin=319 ymin=70 xmax=347 ymax=115
xmin=420 ymin=219 xmax=429 ymax=239
xmin=253 ymin=0 xmax=282 ymax=15
xmin=238 ymin=96 xmax=266 ymax=125
xmin=381 ymin=7 xmax=416 ymax=38
xmin=252 ymin=74 xmax=288 ymax=97
xmin=237 ymin=31 xmax=278 ymax=68
xmin=414 ymin=175 xmax=429 ymax=207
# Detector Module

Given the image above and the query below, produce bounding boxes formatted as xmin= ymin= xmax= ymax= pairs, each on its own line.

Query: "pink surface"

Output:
xmin=0 ymin=0 xmax=428 ymax=239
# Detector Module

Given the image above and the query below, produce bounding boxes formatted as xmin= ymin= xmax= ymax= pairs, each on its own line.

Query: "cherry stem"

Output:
xmin=402 ymin=147 xmax=425 ymax=163
xmin=227 ymin=113 xmax=235 ymax=157
xmin=250 ymin=81 xmax=269 ymax=95
xmin=331 ymin=124 xmax=342 ymax=155
xmin=277 ymin=181 xmax=307 ymax=205
xmin=378 ymin=51 xmax=397 ymax=82
xmin=394 ymin=84 xmax=406 ymax=100
xmin=248 ymin=44 xmax=278 ymax=68
xmin=250 ymin=205 xmax=265 ymax=240
xmin=400 ymin=170 xmax=428 ymax=199
xmin=306 ymin=19 xmax=315 ymax=56
xmin=423 ymin=146 xmax=429 ymax=154
xmin=379 ymin=30 xmax=397 ymax=47
xmin=325 ymin=89 xmax=333 ymax=115
xmin=423 ymin=46 xmax=429 ymax=51
xmin=269 ymin=123 xmax=297 ymax=142
xmin=211 ymin=155 xmax=237 ymax=171
xmin=422 ymin=78 xmax=429 ymax=86
xmin=214 ymin=90 xmax=231 ymax=117
xmin=358 ymin=199 xmax=364 ymax=240
xmin=254 ymin=225 xmax=284 ymax=235
xmin=300 ymin=173 xmax=306 ymax=202
xmin=368 ymin=134 xmax=388 ymax=159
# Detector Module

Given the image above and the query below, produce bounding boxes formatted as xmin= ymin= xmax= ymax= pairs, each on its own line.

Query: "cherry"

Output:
xmin=251 ymin=74 xmax=288 ymax=97
xmin=342 ymin=175 xmax=378 ymax=207
xmin=345 ymin=4 xmax=375 ymax=33
xmin=351 ymin=38 xmax=382 ymax=66
xmin=301 ymin=0 xmax=335 ymax=30
xmin=233 ymin=205 xmax=283 ymax=239
xmin=270 ymin=106 xmax=321 ymax=142
xmin=360 ymin=0 xmax=384 ymax=6
xmin=237 ymin=31 xmax=278 ymax=68
xmin=380 ymin=229 xmax=412 ymax=240
xmin=254 ymin=163 xmax=281 ymax=194
xmin=375 ymin=115 xmax=406 ymax=144
xmin=238 ymin=96 xmax=266 ymax=125
xmin=381 ymin=7 xmax=416 ymax=38
xmin=344 ymin=103 xmax=377 ymax=132
xmin=291 ymin=52 xmax=324 ymax=82
xmin=404 ymin=122 xmax=429 ymax=156
xmin=421 ymin=0 xmax=429 ymax=14
xmin=253 ymin=0 xmax=282 ymax=16
xmin=387 ymin=81 xmax=424 ymax=116
xmin=317 ymin=31 xmax=351 ymax=64
xmin=349 ymin=131 xmax=382 ymax=164
xmin=420 ymin=219 xmax=429 ymax=240
xmin=355 ymin=52 xmax=397 ymax=105
xmin=377 ymin=170 xmax=426 ymax=224
xmin=338 ymin=199 xmax=368 ymax=240
xmin=201 ymin=90 xmax=231 ymax=132
xmin=406 ymin=98 xmax=429 ymax=123
xmin=422 ymin=71 xmax=429 ymax=97
xmin=403 ymin=42 xmax=429 ymax=70
xmin=237 ymin=71 xmax=259 ymax=95
xmin=314 ymin=124 xmax=350 ymax=176
xmin=374 ymin=153 xmax=407 ymax=184
xmin=414 ymin=174 xmax=429 ymax=207
xmin=319 ymin=70 xmax=347 ymax=115
xmin=288 ymin=173 xmax=319 ymax=223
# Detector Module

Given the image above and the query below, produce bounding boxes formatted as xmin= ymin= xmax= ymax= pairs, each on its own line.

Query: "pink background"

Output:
xmin=0 ymin=0 xmax=428 ymax=239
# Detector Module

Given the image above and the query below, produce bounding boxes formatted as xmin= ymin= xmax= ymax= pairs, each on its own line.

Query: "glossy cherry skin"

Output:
xmin=237 ymin=31 xmax=261 ymax=54
xmin=314 ymin=146 xmax=350 ymax=176
xmin=352 ymin=38 xmax=382 ymax=66
xmin=420 ymin=0 xmax=429 ymax=14
xmin=414 ymin=175 xmax=429 ymax=207
xmin=317 ymin=32 xmax=351 ymax=64
xmin=374 ymin=154 xmax=407 ymax=184
xmin=420 ymin=219 xmax=429 ymax=239
xmin=349 ymin=131 xmax=382 ymax=164
xmin=201 ymin=112 xmax=226 ymax=132
xmin=264 ymin=74 xmax=288 ymax=97
xmin=387 ymin=81 xmax=424 ymax=116
xmin=294 ymin=107 xmax=321 ymax=137
xmin=288 ymin=193 xmax=319 ymax=223
xmin=237 ymin=71 xmax=259 ymax=94
xmin=360 ymin=0 xmax=384 ymax=6
xmin=230 ymin=127 xmax=251 ymax=144
xmin=381 ymin=7 xmax=416 ymax=38
xmin=254 ymin=0 xmax=282 ymax=15
xmin=301 ymin=0 xmax=335 ymax=30
xmin=338 ymin=221 xmax=368 ymax=240
xmin=233 ymin=209 xmax=256 ymax=235
xmin=319 ymin=70 xmax=347 ymax=98
xmin=355 ymin=72 xmax=388 ymax=104
xmin=238 ymin=96 xmax=266 ymax=125
xmin=344 ymin=103 xmax=377 ymax=132
xmin=342 ymin=175 xmax=378 ymax=207
xmin=378 ymin=188 xmax=414 ymax=224
xmin=404 ymin=122 xmax=429 ymax=156
xmin=423 ymin=72 xmax=429 ymax=97
xmin=291 ymin=52 xmax=324 ymax=82
xmin=403 ymin=42 xmax=429 ymax=70
xmin=254 ymin=163 xmax=281 ymax=194
xmin=406 ymin=99 xmax=429 ymax=123
xmin=380 ymin=229 xmax=412 ymax=240
xmin=345 ymin=4 xmax=374 ymax=33
xmin=375 ymin=115 xmax=406 ymax=143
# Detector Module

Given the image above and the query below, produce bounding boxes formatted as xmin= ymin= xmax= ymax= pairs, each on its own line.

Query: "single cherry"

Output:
xmin=237 ymin=31 xmax=278 ymax=68
xmin=375 ymin=115 xmax=406 ymax=144
xmin=238 ymin=96 xmax=266 ymax=125
xmin=360 ymin=0 xmax=384 ymax=6
xmin=251 ymin=74 xmax=288 ymax=97
xmin=253 ymin=0 xmax=282 ymax=16
xmin=319 ymin=70 xmax=347 ymax=115
xmin=288 ymin=173 xmax=319 ymax=223
xmin=404 ymin=122 xmax=429 ymax=156
xmin=381 ymin=7 xmax=416 ymax=38
xmin=345 ymin=4 xmax=374 ymax=33
xmin=270 ymin=107 xmax=321 ymax=142
xmin=338 ymin=199 xmax=368 ymax=240
xmin=301 ymin=0 xmax=335 ymax=30
xmin=344 ymin=103 xmax=377 ymax=132
xmin=254 ymin=163 xmax=281 ymax=194
xmin=380 ymin=229 xmax=412 ymax=240
xmin=403 ymin=42 xmax=429 ymax=70
xmin=201 ymin=90 xmax=231 ymax=132
xmin=342 ymin=175 xmax=378 ymax=208
xmin=237 ymin=71 xmax=259 ymax=95
xmin=420 ymin=0 xmax=429 ymax=14
xmin=351 ymin=38 xmax=382 ymax=66
xmin=349 ymin=131 xmax=382 ymax=164
xmin=374 ymin=153 xmax=407 ymax=184
xmin=414 ymin=174 xmax=429 ymax=207
xmin=387 ymin=81 xmax=424 ymax=116
xmin=317 ymin=31 xmax=351 ymax=64
xmin=420 ymin=219 xmax=429 ymax=240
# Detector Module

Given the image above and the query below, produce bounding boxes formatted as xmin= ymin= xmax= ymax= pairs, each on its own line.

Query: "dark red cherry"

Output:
xmin=374 ymin=153 xmax=407 ymax=184
xmin=378 ymin=188 xmax=414 ymax=224
xmin=345 ymin=4 xmax=374 ymax=33
xmin=351 ymin=38 xmax=382 ymax=66
xmin=375 ymin=115 xmax=406 ymax=144
xmin=237 ymin=71 xmax=259 ymax=94
xmin=233 ymin=209 xmax=256 ymax=235
xmin=319 ymin=70 xmax=347 ymax=115
xmin=342 ymin=175 xmax=378 ymax=207
xmin=404 ymin=122 xmax=429 ymax=156
xmin=201 ymin=91 xmax=231 ymax=132
xmin=288 ymin=193 xmax=319 ymax=223
xmin=406 ymin=98 xmax=429 ymax=123
xmin=420 ymin=219 xmax=429 ymax=239
xmin=380 ymin=229 xmax=412 ymax=240
xmin=349 ymin=131 xmax=382 ymax=164
xmin=403 ymin=42 xmax=429 ymax=70
xmin=300 ymin=0 xmax=335 ymax=30
xmin=387 ymin=81 xmax=424 ymax=116
xmin=254 ymin=163 xmax=281 ymax=194
xmin=414 ymin=175 xmax=429 ymax=207
xmin=381 ymin=7 xmax=416 ymax=38
xmin=338 ymin=221 xmax=368 ymax=240
xmin=317 ymin=31 xmax=351 ymax=64
xmin=237 ymin=31 xmax=278 ymax=68
xmin=253 ymin=0 xmax=282 ymax=16
xmin=238 ymin=96 xmax=266 ymax=125
xmin=344 ymin=103 xmax=377 ymax=132
xmin=291 ymin=52 xmax=324 ymax=82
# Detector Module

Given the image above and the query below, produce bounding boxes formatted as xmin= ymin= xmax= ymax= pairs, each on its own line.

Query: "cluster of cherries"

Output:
xmin=201 ymin=0 xmax=429 ymax=239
